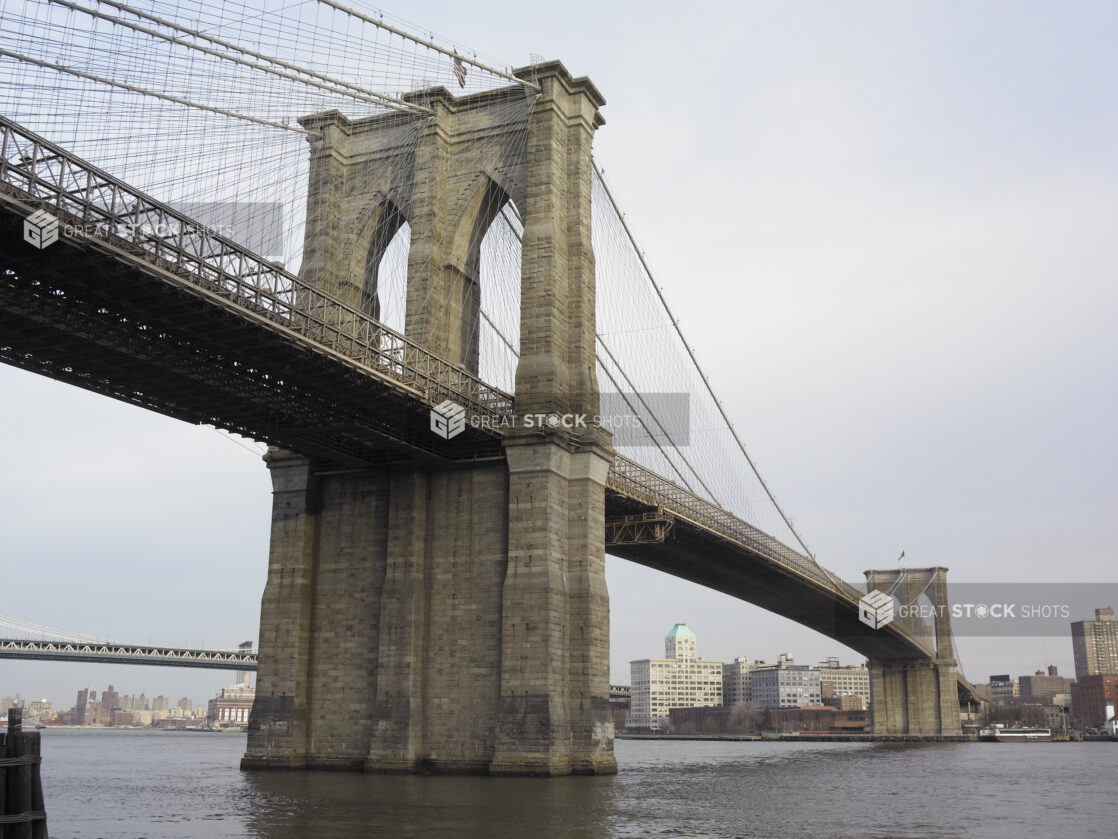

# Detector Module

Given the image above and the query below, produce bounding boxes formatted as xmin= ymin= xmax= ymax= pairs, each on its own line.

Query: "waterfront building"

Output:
xmin=207 ymin=680 xmax=255 ymax=727
xmin=1071 ymin=608 xmax=1118 ymax=680
xmin=102 ymin=685 xmax=120 ymax=712
xmin=723 ymin=657 xmax=767 ymax=706
xmin=1018 ymin=666 xmax=1070 ymax=704
xmin=1071 ymin=674 xmax=1118 ymax=728
xmin=668 ymin=705 xmax=730 ymax=734
xmin=73 ymin=688 xmax=91 ymax=725
xmin=767 ymin=706 xmax=869 ymax=732
xmin=988 ymin=674 xmax=1017 ymax=703
xmin=824 ymin=694 xmax=866 ymax=711
xmin=750 ymin=655 xmax=822 ymax=709
xmin=629 ymin=624 xmax=723 ymax=732
xmin=26 ymin=699 xmax=52 ymax=721
xmin=817 ymin=658 xmax=870 ymax=705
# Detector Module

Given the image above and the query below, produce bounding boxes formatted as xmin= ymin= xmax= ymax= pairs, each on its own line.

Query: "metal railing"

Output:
xmin=0 ymin=115 xmax=514 ymax=427
xmin=0 ymin=115 xmax=943 ymax=666
xmin=608 ymin=455 xmax=853 ymax=593
xmin=607 ymin=454 xmax=936 ymax=658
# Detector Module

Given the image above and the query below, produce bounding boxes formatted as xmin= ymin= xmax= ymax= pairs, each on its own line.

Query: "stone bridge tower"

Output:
xmin=241 ymin=62 xmax=616 ymax=775
xmin=864 ymin=566 xmax=962 ymax=737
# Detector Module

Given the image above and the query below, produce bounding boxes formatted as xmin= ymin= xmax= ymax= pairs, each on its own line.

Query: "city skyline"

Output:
xmin=2 ymin=606 xmax=1103 ymax=711
xmin=1 ymin=673 xmax=242 ymax=715
xmin=1 ymin=0 xmax=1115 ymax=704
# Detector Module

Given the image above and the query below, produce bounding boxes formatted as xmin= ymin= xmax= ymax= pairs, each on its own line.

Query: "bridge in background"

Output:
xmin=0 ymin=0 xmax=974 ymax=776
xmin=0 ymin=614 xmax=257 ymax=671
xmin=0 ymin=638 xmax=257 ymax=671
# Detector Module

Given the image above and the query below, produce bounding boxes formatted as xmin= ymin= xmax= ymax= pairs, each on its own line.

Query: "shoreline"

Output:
xmin=616 ymin=733 xmax=1116 ymax=743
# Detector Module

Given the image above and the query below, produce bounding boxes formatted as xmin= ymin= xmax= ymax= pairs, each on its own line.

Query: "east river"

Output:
xmin=35 ymin=730 xmax=1118 ymax=838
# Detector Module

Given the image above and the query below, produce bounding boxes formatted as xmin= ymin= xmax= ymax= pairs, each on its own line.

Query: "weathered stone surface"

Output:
xmin=245 ymin=61 xmax=616 ymax=776
xmin=865 ymin=567 xmax=962 ymax=737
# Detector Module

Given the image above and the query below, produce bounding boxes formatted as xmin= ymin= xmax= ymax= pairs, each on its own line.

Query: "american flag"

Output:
xmin=452 ymin=56 xmax=467 ymax=88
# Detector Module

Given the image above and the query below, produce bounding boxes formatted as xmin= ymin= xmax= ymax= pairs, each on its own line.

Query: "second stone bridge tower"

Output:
xmin=864 ymin=566 xmax=963 ymax=737
xmin=242 ymin=62 xmax=616 ymax=776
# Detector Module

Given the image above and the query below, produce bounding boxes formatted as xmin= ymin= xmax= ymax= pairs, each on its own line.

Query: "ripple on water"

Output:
xmin=36 ymin=731 xmax=1118 ymax=839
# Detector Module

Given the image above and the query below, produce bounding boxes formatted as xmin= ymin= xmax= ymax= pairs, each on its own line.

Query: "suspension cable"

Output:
xmin=315 ymin=0 xmax=539 ymax=91
xmin=0 ymin=49 xmax=309 ymax=134
xmin=48 ymin=0 xmax=430 ymax=114
xmin=591 ymin=159 xmax=818 ymax=562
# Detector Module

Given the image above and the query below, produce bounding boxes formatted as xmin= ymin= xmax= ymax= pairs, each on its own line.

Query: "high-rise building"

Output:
xmin=723 ymin=657 xmax=767 ymax=706
xmin=629 ymin=624 xmax=723 ymax=732
xmin=102 ymin=685 xmax=120 ymax=711
xmin=988 ymin=674 xmax=1019 ymax=703
xmin=235 ymin=641 xmax=255 ymax=688
xmin=1071 ymin=608 xmax=1118 ymax=679
xmin=1018 ymin=667 xmax=1070 ymax=704
xmin=74 ymin=688 xmax=90 ymax=725
xmin=1071 ymin=674 xmax=1118 ymax=728
xmin=817 ymin=658 xmax=870 ymax=705
xmin=750 ymin=655 xmax=822 ymax=709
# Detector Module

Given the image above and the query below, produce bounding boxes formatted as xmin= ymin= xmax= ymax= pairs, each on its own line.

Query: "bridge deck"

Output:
xmin=0 ymin=115 xmax=975 ymax=701
xmin=0 ymin=638 xmax=257 ymax=671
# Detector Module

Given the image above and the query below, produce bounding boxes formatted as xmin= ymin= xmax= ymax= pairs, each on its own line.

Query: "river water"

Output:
xmin=35 ymin=730 xmax=1118 ymax=838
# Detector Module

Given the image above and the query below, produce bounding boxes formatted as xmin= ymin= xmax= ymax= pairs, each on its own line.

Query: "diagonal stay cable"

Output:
xmin=591 ymin=159 xmax=818 ymax=564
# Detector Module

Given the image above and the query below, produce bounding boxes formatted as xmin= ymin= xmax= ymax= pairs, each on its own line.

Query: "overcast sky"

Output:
xmin=2 ymin=0 xmax=1116 ymax=709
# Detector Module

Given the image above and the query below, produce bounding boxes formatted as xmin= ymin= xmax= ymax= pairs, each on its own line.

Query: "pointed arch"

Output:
xmin=441 ymin=175 xmax=514 ymax=375
xmin=347 ymin=198 xmax=407 ymax=321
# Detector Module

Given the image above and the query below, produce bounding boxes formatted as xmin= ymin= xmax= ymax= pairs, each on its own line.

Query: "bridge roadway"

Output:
xmin=0 ymin=638 xmax=257 ymax=670
xmin=0 ymin=115 xmax=975 ymax=701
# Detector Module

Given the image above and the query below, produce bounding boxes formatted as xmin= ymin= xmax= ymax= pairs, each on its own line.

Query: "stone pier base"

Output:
xmin=869 ymin=659 xmax=962 ymax=737
xmin=241 ymin=447 xmax=616 ymax=775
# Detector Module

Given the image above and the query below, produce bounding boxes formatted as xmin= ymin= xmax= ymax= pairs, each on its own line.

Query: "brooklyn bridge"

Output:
xmin=0 ymin=0 xmax=975 ymax=775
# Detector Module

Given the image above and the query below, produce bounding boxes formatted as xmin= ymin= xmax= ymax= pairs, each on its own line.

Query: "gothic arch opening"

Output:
xmin=445 ymin=176 xmax=521 ymax=385
xmin=476 ymin=195 xmax=522 ymax=394
xmin=374 ymin=218 xmax=411 ymax=336
xmin=352 ymin=199 xmax=406 ymax=326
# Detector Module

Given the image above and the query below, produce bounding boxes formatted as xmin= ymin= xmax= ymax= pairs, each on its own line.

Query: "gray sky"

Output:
xmin=2 ymin=0 xmax=1117 ymax=708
